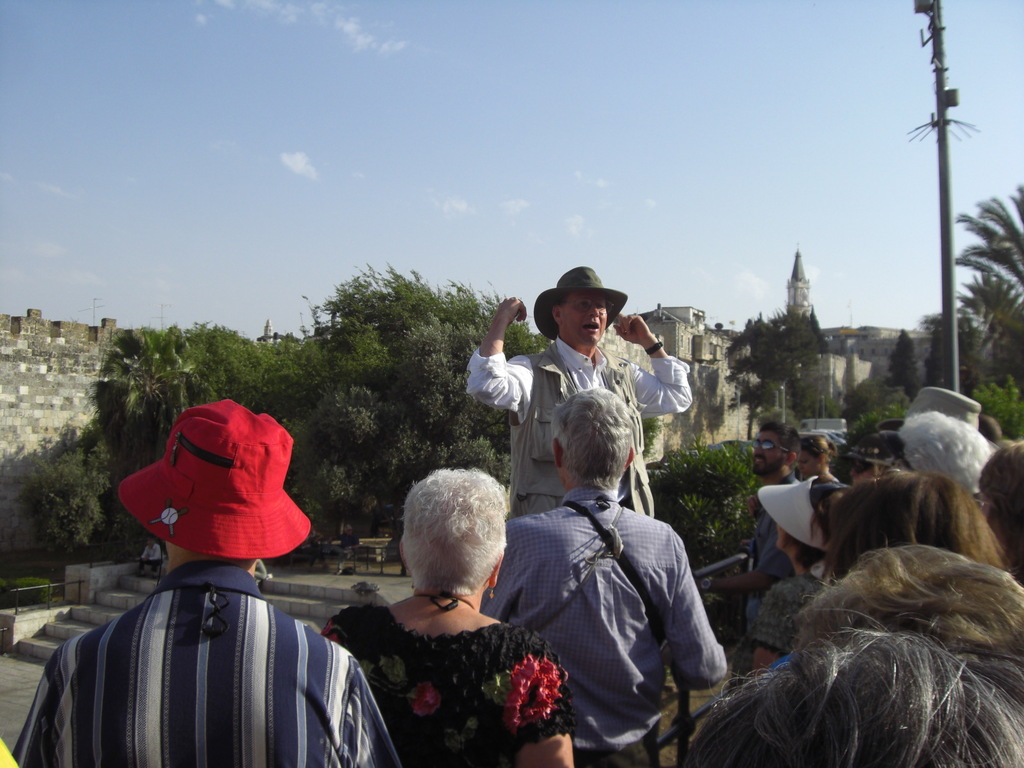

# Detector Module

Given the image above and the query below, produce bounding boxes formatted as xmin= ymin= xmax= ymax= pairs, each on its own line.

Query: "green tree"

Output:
xmin=886 ymin=330 xmax=920 ymax=399
xmin=183 ymin=324 xmax=329 ymax=422
xmin=956 ymin=185 xmax=1024 ymax=388
xmin=19 ymin=444 xmax=111 ymax=550
xmin=920 ymin=312 xmax=985 ymax=393
xmin=959 ymin=274 xmax=1024 ymax=387
xmin=972 ymin=377 xmax=1024 ymax=440
xmin=294 ymin=267 xmax=546 ymax=528
xmin=93 ymin=327 xmax=210 ymax=484
xmin=842 ymin=378 xmax=909 ymax=426
xmin=728 ymin=309 xmax=822 ymax=434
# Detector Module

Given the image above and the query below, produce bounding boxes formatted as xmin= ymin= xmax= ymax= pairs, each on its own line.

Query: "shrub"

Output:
xmin=0 ymin=577 xmax=57 ymax=609
xmin=18 ymin=444 xmax=111 ymax=551
xmin=651 ymin=441 xmax=759 ymax=570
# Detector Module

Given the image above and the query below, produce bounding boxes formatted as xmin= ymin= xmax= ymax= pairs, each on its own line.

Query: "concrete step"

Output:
xmin=44 ymin=617 xmax=98 ymax=642
xmin=17 ymin=634 xmax=66 ymax=662
xmin=12 ymin=568 xmax=399 ymax=663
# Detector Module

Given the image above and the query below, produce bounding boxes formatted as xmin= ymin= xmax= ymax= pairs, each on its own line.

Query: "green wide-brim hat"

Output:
xmin=533 ymin=266 xmax=628 ymax=340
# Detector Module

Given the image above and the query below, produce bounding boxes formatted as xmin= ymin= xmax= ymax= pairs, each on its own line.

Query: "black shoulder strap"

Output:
xmin=565 ymin=501 xmax=666 ymax=644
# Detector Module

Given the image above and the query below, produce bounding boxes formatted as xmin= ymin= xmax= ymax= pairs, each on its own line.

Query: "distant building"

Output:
xmin=821 ymin=325 xmax=930 ymax=382
xmin=256 ymin=319 xmax=281 ymax=344
xmin=786 ymin=249 xmax=812 ymax=317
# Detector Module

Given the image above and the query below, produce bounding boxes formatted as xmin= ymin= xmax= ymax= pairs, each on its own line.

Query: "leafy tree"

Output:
xmin=886 ymin=330 xmax=920 ymax=399
xmin=727 ymin=309 xmax=823 ymax=434
xmin=93 ymin=327 xmax=210 ymax=485
xmin=183 ymin=324 xmax=329 ymax=422
xmin=973 ymin=377 xmax=1024 ymax=440
xmin=920 ymin=312 xmax=985 ymax=393
xmin=294 ymin=267 xmax=546 ymax=529
xmin=842 ymin=378 xmax=909 ymax=426
xmin=19 ymin=444 xmax=111 ymax=550
xmin=956 ymin=185 xmax=1024 ymax=388
xmin=959 ymin=274 xmax=1024 ymax=387
xmin=957 ymin=185 xmax=1024 ymax=296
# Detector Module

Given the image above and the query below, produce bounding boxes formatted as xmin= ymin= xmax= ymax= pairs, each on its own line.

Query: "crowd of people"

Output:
xmin=11 ymin=267 xmax=1024 ymax=768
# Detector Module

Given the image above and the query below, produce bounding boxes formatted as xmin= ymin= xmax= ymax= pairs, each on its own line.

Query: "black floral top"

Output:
xmin=322 ymin=605 xmax=575 ymax=768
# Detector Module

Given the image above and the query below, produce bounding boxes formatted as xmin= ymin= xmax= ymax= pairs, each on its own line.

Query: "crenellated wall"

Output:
xmin=0 ymin=309 xmax=117 ymax=552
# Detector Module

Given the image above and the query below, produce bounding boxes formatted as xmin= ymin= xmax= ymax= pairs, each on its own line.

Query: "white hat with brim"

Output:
xmin=758 ymin=478 xmax=826 ymax=550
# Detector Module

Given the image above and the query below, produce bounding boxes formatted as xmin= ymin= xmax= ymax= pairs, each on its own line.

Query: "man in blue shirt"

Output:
xmin=16 ymin=400 xmax=400 ymax=768
xmin=484 ymin=388 xmax=726 ymax=767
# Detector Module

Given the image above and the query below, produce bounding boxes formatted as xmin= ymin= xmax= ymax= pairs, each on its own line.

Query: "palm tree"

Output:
xmin=956 ymin=186 xmax=1024 ymax=386
xmin=93 ymin=327 xmax=209 ymax=483
xmin=957 ymin=185 xmax=1024 ymax=293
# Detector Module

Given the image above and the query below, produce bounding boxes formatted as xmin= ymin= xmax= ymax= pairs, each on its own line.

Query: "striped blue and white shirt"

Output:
xmin=15 ymin=561 xmax=401 ymax=768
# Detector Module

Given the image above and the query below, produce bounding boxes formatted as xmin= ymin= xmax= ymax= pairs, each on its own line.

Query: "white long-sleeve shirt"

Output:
xmin=466 ymin=336 xmax=693 ymax=420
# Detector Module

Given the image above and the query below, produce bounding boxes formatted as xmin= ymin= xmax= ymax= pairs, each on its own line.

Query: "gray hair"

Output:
xmin=685 ymin=629 xmax=1024 ymax=768
xmin=401 ymin=468 xmax=507 ymax=595
xmin=553 ymin=388 xmax=633 ymax=491
xmin=899 ymin=411 xmax=994 ymax=494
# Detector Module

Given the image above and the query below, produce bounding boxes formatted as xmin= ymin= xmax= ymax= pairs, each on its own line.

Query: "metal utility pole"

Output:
xmin=915 ymin=0 xmax=960 ymax=392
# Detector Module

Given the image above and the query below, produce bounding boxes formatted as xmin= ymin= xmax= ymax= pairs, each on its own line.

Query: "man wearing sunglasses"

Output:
xmin=700 ymin=421 xmax=798 ymax=624
xmin=467 ymin=266 xmax=693 ymax=518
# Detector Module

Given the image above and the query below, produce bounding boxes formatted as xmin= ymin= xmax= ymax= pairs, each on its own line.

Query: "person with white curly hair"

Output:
xmin=898 ymin=410 xmax=994 ymax=494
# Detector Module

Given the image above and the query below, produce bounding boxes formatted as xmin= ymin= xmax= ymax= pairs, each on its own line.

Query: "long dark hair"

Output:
xmin=825 ymin=471 xmax=1006 ymax=578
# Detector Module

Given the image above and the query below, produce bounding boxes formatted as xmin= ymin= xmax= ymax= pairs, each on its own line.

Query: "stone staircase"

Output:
xmin=14 ymin=570 xmax=399 ymax=662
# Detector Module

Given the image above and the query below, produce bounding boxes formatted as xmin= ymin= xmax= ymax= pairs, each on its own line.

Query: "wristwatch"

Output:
xmin=699 ymin=577 xmax=713 ymax=591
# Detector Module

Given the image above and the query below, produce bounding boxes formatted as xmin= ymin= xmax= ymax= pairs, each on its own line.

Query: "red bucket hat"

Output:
xmin=119 ymin=400 xmax=310 ymax=560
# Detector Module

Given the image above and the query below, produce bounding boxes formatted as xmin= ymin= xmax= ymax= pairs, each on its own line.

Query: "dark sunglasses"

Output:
xmin=800 ymin=437 xmax=826 ymax=455
xmin=753 ymin=439 xmax=781 ymax=450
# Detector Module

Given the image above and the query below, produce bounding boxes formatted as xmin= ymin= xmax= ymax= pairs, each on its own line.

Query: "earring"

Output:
xmin=489 ymin=586 xmax=495 ymax=599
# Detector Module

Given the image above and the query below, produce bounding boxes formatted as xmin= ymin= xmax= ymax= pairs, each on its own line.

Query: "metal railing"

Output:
xmin=656 ymin=551 xmax=750 ymax=765
xmin=5 ymin=579 xmax=83 ymax=615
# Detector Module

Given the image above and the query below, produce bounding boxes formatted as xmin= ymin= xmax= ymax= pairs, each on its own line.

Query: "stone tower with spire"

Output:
xmin=787 ymin=249 xmax=812 ymax=316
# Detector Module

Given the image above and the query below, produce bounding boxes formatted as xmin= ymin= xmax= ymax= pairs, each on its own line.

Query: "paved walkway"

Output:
xmin=0 ymin=561 xmax=413 ymax=745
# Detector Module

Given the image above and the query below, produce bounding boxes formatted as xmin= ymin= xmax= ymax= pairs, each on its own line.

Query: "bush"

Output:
xmin=18 ymin=444 xmax=111 ymax=551
xmin=651 ymin=441 xmax=759 ymax=570
xmin=0 ymin=577 xmax=57 ymax=609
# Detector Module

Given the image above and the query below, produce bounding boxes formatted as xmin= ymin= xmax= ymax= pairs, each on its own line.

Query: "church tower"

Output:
xmin=787 ymin=249 xmax=811 ymax=316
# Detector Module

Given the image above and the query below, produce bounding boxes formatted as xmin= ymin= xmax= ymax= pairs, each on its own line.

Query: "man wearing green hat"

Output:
xmin=467 ymin=266 xmax=693 ymax=517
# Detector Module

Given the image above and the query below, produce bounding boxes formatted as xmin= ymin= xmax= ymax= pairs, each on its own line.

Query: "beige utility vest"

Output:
xmin=508 ymin=342 xmax=654 ymax=517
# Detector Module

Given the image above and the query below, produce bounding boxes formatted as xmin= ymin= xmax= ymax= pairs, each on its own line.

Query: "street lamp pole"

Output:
xmin=915 ymin=0 xmax=960 ymax=392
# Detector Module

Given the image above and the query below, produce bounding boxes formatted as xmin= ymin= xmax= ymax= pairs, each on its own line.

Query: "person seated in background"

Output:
xmin=322 ymin=468 xmax=575 ymax=768
xmin=796 ymin=545 xmax=1024 ymax=659
xmin=731 ymin=478 xmax=845 ymax=675
xmin=137 ymin=537 xmax=162 ymax=577
xmin=795 ymin=434 xmax=838 ymax=483
xmin=683 ymin=629 xmax=1024 ymax=768
xmin=978 ymin=441 xmax=1024 ymax=581
xmin=824 ymin=470 xmax=1006 ymax=579
xmin=339 ymin=523 xmax=359 ymax=549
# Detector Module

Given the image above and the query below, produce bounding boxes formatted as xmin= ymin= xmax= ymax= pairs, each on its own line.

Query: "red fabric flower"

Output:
xmin=502 ymin=655 xmax=564 ymax=735
xmin=410 ymin=681 xmax=442 ymax=716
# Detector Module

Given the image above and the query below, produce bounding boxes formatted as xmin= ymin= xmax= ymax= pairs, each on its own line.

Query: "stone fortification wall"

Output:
xmin=0 ymin=309 xmax=117 ymax=552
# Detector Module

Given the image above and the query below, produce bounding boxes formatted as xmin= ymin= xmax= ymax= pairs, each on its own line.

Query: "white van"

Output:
xmin=800 ymin=418 xmax=848 ymax=433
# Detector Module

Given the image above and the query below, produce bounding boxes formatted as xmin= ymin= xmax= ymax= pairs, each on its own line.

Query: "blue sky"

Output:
xmin=2 ymin=0 xmax=1022 ymax=338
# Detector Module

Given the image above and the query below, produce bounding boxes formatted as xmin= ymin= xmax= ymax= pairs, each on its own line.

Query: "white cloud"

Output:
xmin=196 ymin=13 xmax=208 ymax=25
xmin=36 ymin=182 xmax=73 ymax=198
xmin=735 ymin=269 xmax=770 ymax=300
xmin=565 ymin=215 xmax=587 ymax=238
xmin=0 ymin=172 xmax=14 ymax=183
xmin=214 ymin=0 xmax=236 ymax=9
xmin=333 ymin=16 xmax=404 ymax=53
xmin=574 ymin=171 xmax=612 ymax=189
xmin=280 ymin=151 xmax=318 ymax=180
xmin=500 ymin=199 xmax=530 ymax=217
xmin=435 ymin=195 xmax=475 ymax=218
xmin=351 ymin=171 xmax=365 ymax=180
xmin=31 ymin=242 xmax=68 ymax=259
xmin=645 ymin=199 xmax=657 ymax=209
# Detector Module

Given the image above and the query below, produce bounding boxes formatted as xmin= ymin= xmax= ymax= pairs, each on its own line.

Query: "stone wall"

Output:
xmin=0 ymin=309 xmax=117 ymax=553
